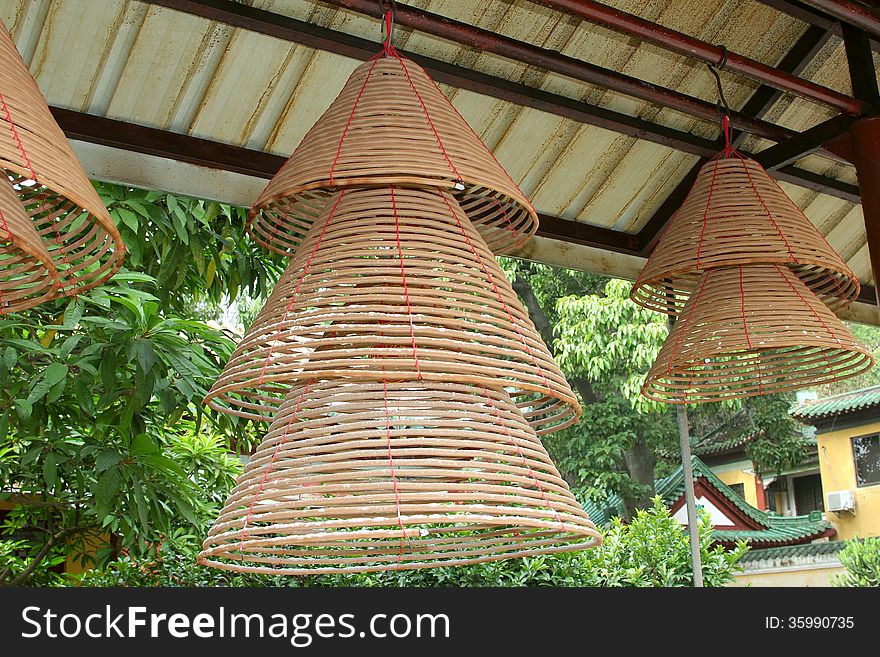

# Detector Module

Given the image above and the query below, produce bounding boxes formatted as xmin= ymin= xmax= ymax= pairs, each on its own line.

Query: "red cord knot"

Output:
xmin=381 ymin=10 xmax=397 ymax=57
xmin=722 ymin=115 xmax=732 ymax=158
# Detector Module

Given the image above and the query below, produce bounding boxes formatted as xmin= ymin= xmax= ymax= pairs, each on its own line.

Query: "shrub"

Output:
xmin=834 ymin=537 xmax=880 ymax=587
xmin=73 ymin=497 xmax=747 ymax=588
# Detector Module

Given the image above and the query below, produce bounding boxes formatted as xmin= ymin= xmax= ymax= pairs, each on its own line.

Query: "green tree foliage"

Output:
xmin=834 ymin=538 xmax=880 ymax=587
xmin=0 ymin=283 xmax=248 ymax=584
xmin=816 ymin=322 xmax=880 ymax=396
xmin=504 ymin=261 xmax=813 ymax=517
xmin=544 ymin=397 xmax=674 ymax=506
xmin=97 ymin=184 xmax=283 ymax=314
xmin=75 ymin=497 xmax=746 ymax=588
xmin=522 ymin=270 xmax=677 ymax=515
xmin=553 ymin=278 xmax=668 ymax=411
xmin=0 ymin=182 xmax=275 ymax=585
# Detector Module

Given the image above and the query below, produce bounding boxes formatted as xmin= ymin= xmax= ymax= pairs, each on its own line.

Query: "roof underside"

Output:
xmin=3 ymin=0 xmax=879 ymax=323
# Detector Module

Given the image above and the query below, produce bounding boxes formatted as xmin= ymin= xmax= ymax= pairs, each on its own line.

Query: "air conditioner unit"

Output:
xmin=827 ymin=490 xmax=856 ymax=513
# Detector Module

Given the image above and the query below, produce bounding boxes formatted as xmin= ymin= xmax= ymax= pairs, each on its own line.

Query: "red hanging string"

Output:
xmin=391 ymin=186 xmax=423 ymax=379
xmin=695 ymin=158 xmax=720 ymax=269
xmin=738 ymin=265 xmax=763 ymax=395
xmin=237 ymin=383 xmax=312 ymax=555
xmin=722 ymin=114 xmax=732 ymax=158
xmin=382 ymin=10 xmax=397 ymax=57
xmin=392 ymin=53 xmax=463 ymax=184
xmin=480 ymin=386 xmax=567 ymax=534
xmin=435 ymin=188 xmax=551 ymax=392
xmin=1 ymin=93 xmax=38 ymax=182
xmin=329 ymin=58 xmax=380 ymax=184
xmin=736 ymin=156 xmax=796 ymax=262
xmin=772 ymin=264 xmax=840 ymax=382
xmin=256 ymin=190 xmax=346 ymax=385
xmin=383 ymin=379 xmax=408 ymax=566
xmin=665 ymin=269 xmax=712 ymax=376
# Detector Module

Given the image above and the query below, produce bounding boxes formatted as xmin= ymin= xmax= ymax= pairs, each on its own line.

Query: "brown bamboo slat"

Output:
xmin=207 ymin=185 xmax=580 ymax=435
xmin=0 ymin=176 xmax=59 ymax=312
xmin=631 ymin=154 xmax=859 ymax=315
xmin=642 ymin=264 xmax=873 ymax=403
xmin=248 ymin=55 xmax=537 ymax=256
xmin=0 ymin=21 xmax=123 ymax=310
xmin=200 ymin=380 xmax=600 ymax=575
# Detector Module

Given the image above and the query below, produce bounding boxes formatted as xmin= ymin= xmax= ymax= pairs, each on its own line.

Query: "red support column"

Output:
xmin=754 ymin=474 xmax=768 ymax=511
xmin=850 ymin=117 xmax=880 ymax=316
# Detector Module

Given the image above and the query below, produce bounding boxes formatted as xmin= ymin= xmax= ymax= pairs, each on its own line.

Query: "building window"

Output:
xmin=728 ymin=483 xmax=745 ymax=500
xmin=793 ymin=473 xmax=824 ymax=514
xmin=852 ymin=433 xmax=880 ymax=487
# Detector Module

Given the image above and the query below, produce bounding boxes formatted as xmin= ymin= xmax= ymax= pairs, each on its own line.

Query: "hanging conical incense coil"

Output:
xmin=0 ymin=21 xmax=123 ymax=307
xmin=641 ymin=264 xmax=873 ymax=404
xmin=209 ymin=185 xmax=578 ymax=434
xmin=631 ymin=154 xmax=858 ymax=315
xmin=200 ymin=379 xmax=600 ymax=575
xmin=248 ymin=54 xmax=537 ymax=257
xmin=0 ymin=176 xmax=60 ymax=312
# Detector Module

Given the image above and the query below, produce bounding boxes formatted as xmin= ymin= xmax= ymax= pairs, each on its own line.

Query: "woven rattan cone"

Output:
xmin=207 ymin=185 xmax=579 ymax=435
xmin=200 ymin=379 xmax=600 ymax=575
xmin=0 ymin=21 xmax=123 ymax=304
xmin=642 ymin=264 xmax=873 ymax=404
xmin=248 ymin=54 xmax=537 ymax=256
xmin=631 ymin=154 xmax=859 ymax=314
xmin=0 ymin=176 xmax=59 ymax=312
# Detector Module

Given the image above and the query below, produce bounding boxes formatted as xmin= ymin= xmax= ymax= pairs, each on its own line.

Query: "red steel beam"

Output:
xmin=141 ymin=0 xmax=859 ymax=201
xmin=533 ymin=0 xmax=868 ymax=116
xmin=850 ymin=116 xmax=880 ymax=311
xmin=800 ymin=0 xmax=880 ymax=40
xmin=324 ymin=0 xmax=796 ymax=142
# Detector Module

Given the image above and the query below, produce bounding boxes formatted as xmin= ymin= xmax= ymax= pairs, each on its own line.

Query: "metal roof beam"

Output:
xmin=321 ymin=0 xmax=795 ymax=141
xmin=800 ymin=0 xmax=880 ymax=40
xmin=138 ymin=0 xmax=858 ymax=202
xmin=51 ymin=107 xmax=642 ymax=254
xmin=52 ymin=110 xmax=877 ymax=308
xmin=530 ymin=0 xmax=866 ymax=115
xmin=636 ymin=24 xmax=846 ymax=252
xmin=758 ymin=0 xmax=880 ymax=51
xmin=730 ymin=24 xmax=837 ymax=148
xmin=753 ymin=114 xmax=858 ymax=169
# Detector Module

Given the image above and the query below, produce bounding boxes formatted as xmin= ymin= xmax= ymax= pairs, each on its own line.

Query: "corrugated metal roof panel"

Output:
xmin=0 ymin=0 xmax=875 ymax=292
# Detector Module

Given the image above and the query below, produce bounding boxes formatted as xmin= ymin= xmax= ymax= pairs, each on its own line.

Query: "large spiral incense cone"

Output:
xmin=200 ymin=380 xmax=600 ymax=575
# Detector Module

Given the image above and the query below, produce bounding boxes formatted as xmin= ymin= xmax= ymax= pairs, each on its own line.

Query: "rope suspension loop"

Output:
xmin=379 ymin=0 xmax=397 ymax=56
xmin=706 ymin=57 xmax=732 ymax=157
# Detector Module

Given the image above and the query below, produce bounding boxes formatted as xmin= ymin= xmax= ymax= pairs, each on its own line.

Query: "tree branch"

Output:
xmin=512 ymin=271 xmax=598 ymax=404
xmin=6 ymin=526 xmax=88 ymax=587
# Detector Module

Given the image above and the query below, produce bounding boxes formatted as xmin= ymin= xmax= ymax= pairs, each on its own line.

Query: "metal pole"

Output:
xmin=676 ymin=404 xmax=704 ymax=588
xmin=667 ymin=314 xmax=703 ymax=587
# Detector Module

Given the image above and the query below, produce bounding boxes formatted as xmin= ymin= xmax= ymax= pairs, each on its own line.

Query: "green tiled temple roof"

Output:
xmin=691 ymin=411 xmax=759 ymax=457
xmin=739 ymin=540 xmax=847 ymax=563
xmin=791 ymin=385 xmax=880 ymax=422
xmin=582 ymin=456 xmax=834 ymax=547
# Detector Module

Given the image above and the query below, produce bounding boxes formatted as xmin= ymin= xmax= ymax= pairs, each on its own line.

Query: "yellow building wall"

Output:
xmin=731 ymin=565 xmax=845 ymax=587
xmin=715 ymin=469 xmax=759 ymax=508
xmin=0 ymin=497 xmax=104 ymax=575
xmin=817 ymin=419 xmax=880 ymax=540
